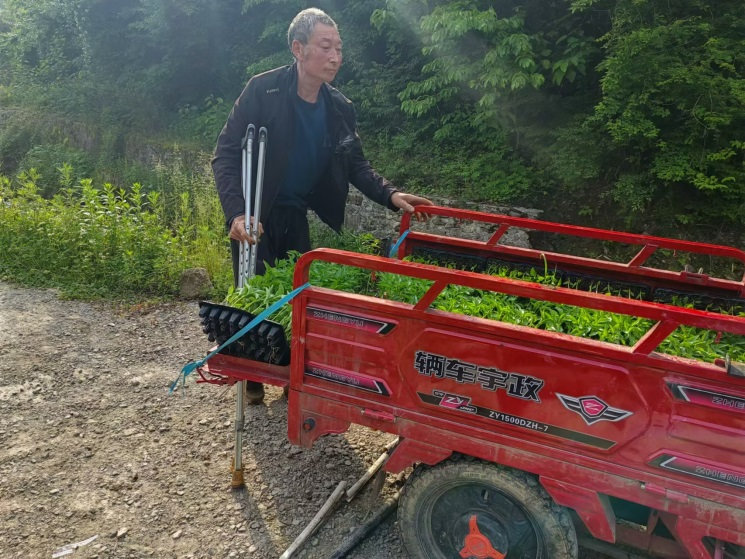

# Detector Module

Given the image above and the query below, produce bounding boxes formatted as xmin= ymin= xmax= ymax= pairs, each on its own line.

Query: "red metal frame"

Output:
xmin=199 ymin=209 xmax=745 ymax=559
xmin=399 ymin=206 xmax=745 ymax=299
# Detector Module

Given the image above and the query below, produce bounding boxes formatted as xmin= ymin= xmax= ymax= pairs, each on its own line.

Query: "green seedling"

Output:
xmin=222 ymin=244 xmax=744 ymax=363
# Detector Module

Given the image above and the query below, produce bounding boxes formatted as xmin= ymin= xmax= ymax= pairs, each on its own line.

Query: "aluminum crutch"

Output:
xmin=232 ymin=123 xmax=254 ymax=489
xmin=232 ymin=125 xmax=268 ymax=489
xmin=248 ymin=127 xmax=268 ymax=282
xmin=238 ymin=124 xmax=255 ymax=289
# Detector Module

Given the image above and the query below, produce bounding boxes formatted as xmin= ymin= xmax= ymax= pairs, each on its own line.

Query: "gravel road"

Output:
xmin=0 ymin=282 xmax=615 ymax=559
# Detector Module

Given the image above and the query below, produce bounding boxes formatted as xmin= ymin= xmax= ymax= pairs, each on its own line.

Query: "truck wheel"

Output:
xmin=398 ymin=456 xmax=577 ymax=559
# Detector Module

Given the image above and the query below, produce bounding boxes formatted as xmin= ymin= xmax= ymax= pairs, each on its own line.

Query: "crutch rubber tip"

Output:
xmin=230 ymin=463 xmax=245 ymax=490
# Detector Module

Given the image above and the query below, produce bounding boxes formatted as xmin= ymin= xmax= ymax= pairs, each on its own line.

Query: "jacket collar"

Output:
xmin=285 ymin=63 xmax=342 ymax=115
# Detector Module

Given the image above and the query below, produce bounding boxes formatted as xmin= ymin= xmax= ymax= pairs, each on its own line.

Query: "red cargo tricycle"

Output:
xmin=196 ymin=206 xmax=745 ymax=559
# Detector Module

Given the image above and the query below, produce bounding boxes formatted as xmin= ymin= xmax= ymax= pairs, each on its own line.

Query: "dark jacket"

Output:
xmin=212 ymin=64 xmax=398 ymax=232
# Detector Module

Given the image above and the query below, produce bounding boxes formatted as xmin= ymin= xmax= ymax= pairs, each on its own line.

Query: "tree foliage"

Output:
xmin=376 ymin=0 xmax=745 ymax=225
xmin=0 ymin=0 xmax=743 ymax=228
xmin=588 ymin=0 xmax=745 ymax=222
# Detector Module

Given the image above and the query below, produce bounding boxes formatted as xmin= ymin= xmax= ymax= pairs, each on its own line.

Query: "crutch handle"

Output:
xmin=241 ymin=124 xmax=255 ymax=149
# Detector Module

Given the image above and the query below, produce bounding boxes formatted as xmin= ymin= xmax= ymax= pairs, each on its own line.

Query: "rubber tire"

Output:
xmin=398 ymin=455 xmax=578 ymax=559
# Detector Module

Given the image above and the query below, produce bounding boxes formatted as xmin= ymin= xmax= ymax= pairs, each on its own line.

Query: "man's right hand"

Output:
xmin=229 ymin=215 xmax=264 ymax=244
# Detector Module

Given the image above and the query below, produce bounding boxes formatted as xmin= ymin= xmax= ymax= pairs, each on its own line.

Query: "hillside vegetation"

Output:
xmin=0 ymin=0 xmax=743 ymax=298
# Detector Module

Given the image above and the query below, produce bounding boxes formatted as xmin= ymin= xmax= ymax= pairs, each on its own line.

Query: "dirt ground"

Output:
xmin=0 ymin=281 xmax=616 ymax=559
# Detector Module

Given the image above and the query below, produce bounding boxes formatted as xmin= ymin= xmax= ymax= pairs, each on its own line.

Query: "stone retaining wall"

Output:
xmin=313 ymin=191 xmax=542 ymax=250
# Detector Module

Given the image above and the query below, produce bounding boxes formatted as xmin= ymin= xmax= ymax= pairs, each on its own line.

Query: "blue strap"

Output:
xmin=170 ymin=282 xmax=311 ymax=394
xmin=388 ymin=229 xmax=410 ymax=258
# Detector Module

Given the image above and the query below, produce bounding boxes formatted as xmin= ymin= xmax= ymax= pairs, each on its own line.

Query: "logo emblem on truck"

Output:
xmin=556 ymin=394 xmax=632 ymax=425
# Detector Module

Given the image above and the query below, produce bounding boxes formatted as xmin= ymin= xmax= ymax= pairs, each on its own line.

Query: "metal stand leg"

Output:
xmin=232 ymin=381 xmax=246 ymax=488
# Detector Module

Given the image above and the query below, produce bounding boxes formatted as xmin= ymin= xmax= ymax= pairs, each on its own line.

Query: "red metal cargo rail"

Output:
xmin=397 ymin=206 xmax=745 ymax=302
xmin=198 ymin=209 xmax=745 ymax=559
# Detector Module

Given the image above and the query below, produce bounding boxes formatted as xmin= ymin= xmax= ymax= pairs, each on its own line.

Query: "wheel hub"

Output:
xmin=459 ymin=515 xmax=506 ymax=559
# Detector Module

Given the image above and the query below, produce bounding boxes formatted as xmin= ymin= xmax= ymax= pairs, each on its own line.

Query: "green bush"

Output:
xmin=19 ymin=144 xmax=93 ymax=197
xmin=364 ymin=128 xmax=537 ymax=202
xmin=0 ymin=168 xmax=231 ymax=299
xmin=0 ymin=109 xmax=49 ymax=174
xmin=174 ymin=95 xmax=232 ymax=147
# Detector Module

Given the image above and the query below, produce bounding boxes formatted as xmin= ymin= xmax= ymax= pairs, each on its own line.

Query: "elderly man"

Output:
xmin=212 ymin=8 xmax=432 ymax=403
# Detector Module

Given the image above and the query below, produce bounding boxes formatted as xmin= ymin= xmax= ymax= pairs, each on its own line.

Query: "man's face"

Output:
xmin=295 ymin=23 xmax=342 ymax=83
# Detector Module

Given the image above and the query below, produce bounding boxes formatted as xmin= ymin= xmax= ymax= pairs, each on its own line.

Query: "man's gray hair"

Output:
xmin=287 ymin=8 xmax=337 ymax=54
